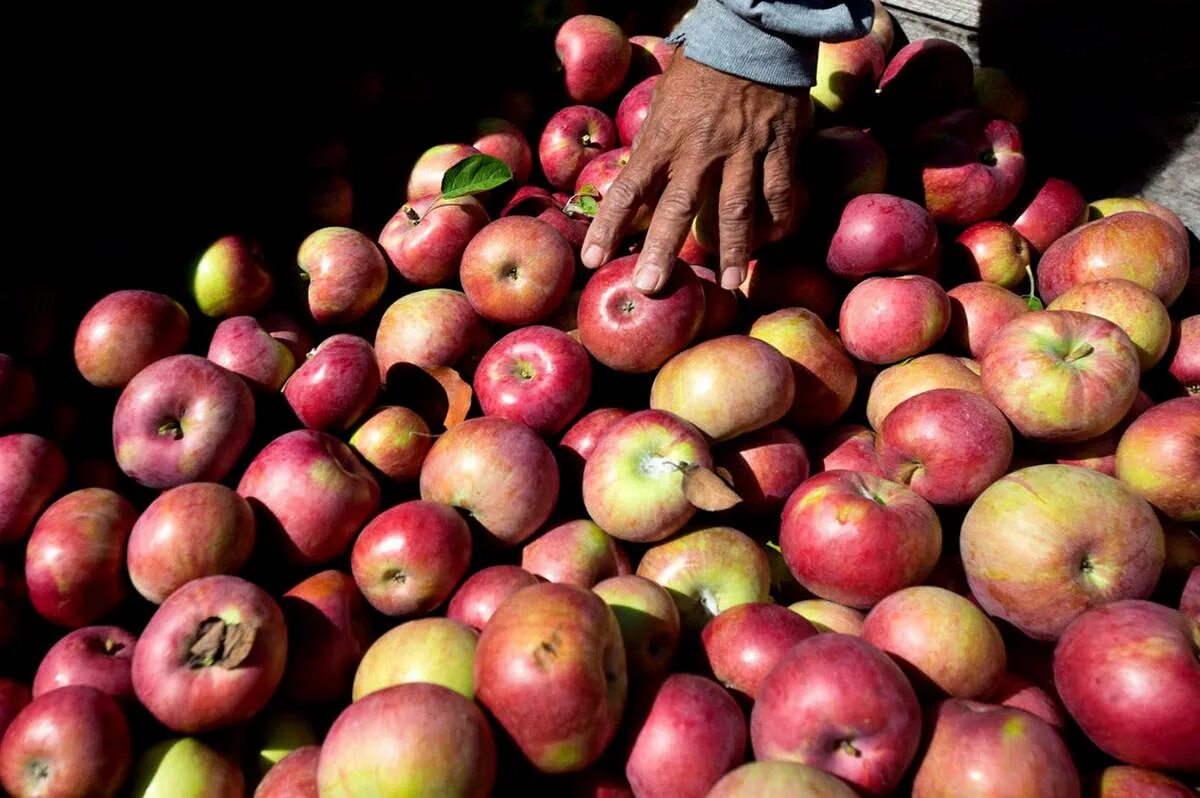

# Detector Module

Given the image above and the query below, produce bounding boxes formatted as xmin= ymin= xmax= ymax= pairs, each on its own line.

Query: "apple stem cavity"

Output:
xmin=187 ymin=616 xmax=257 ymax=670
xmin=157 ymin=418 xmax=184 ymax=440
xmin=839 ymin=739 xmax=863 ymax=758
xmin=103 ymin=637 xmax=125 ymax=656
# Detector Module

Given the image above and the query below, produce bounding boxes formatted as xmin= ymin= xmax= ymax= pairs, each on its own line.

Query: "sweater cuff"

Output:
xmin=666 ymin=0 xmax=820 ymax=88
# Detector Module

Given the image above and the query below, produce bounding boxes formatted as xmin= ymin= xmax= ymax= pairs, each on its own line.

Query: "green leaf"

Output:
xmin=564 ymin=195 xmax=599 ymax=218
xmin=1026 ymin=295 xmax=1044 ymax=311
xmin=440 ymin=154 xmax=513 ymax=199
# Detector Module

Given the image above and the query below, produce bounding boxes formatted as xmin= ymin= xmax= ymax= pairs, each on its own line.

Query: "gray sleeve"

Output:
xmin=666 ymin=0 xmax=876 ymax=88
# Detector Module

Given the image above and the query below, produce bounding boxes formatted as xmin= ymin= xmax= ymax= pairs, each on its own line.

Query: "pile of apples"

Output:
xmin=2 ymin=4 xmax=1199 ymax=797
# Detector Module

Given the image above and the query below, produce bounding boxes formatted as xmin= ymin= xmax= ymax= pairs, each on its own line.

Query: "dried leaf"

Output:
xmin=218 ymin=623 xmax=257 ymax=669
xmin=186 ymin=618 xmax=257 ymax=669
xmin=426 ymin=367 xmax=473 ymax=429
xmin=681 ymin=464 xmax=743 ymax=511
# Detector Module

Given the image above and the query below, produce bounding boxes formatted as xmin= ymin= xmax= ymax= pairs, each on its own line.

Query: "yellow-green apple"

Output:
xmin=405 ymin=143 xmax=479 ymax=200
xmin=539 ymin=105 xmax=617 ymax=191
xmin=749 ymin=307 xmax=857 ymax=431
xmin=32 ymin=625 xmax=135 ymax=704
xmin=593 ymin=574 xmax=681 ymax=680
xmin=961 ymin=464 xmax=1165 ymax=640
xmin=348 ymin=405 xmax=431 ymax=482
xmin=576 ymin=147 xmax=651 ymax=231
xmin=989 ymin=672 xmax=1066 ymax=729
xmin=1053 ymin=600 xmax=1200 ymax=771
xmin=522 ymin=520 xmax=627 ymax=588
xmin=839 ymin=275 xmax=951 ymax=365
xmin=25 ymin=488 xmax=135 ymax=627
xmin=812 ymin=425 xmax=882 ymax=476
xmin=750 ymin=634 xmax=922 ymax=796
xmin=474 ymin=582 xmax=625 ymax=773
xmin=912 ymin=699 xmax=1080 ymax=798
xmin=739 ymin=245 xmax=841 ymax=321
xmin=351 ymin=500 xmax=472 ymax=616
xmin=1048 ymin=278 xmax=1171 ymax=370
xmin=862 ymin=586 xmax=1005 ymax=698
xmin=1166 ymin=315 xmax=1198 ymax=395
xmin=375 ymin=289 xmax=491 ymax=377
xmin=283 ymin=333 xmax=378 ymax=432
xmin=297 ymin=226 xmax=388 ymax=325
xmin=556 ymin=15 xmax=630 ymax=104
xmin=1086 ymin=196 xmax=1189 ymax=244
xmin=190 ymin=234 xmax=273 ymax=318
xmin=866 ymin=353 xmax=983 ymax=431
xmin=1115 ymin=396 xmax=1200 ymax=521
xmin=624 ymin=674 xmax=746 ymax=798
xmin=788 ymin=599 xmax=865 ymax=635
xmin=981 ymin=311 xmax=1140 ymax=441
xmin=876 ymin=38 xmax=974 ymax=129
xmin=616 ymin=77 xmax=657 ymax=146
xmin=1183 ymin=567 xmax=1199 ymax=621
xmin=947 ymin=281 xmax=1029 ymax=359
xmin=629 ymin=34 xmax=675 ymax=75
xmin=73 ymin=289 xmax=189 ymax=388
xmin=690 ymin=264 xmax=739 ymax=339
xmin=811 ymin=32 xmax=887 ymax=115
xmin=0 ymin=433 xmax=65 ymax=544
xmin=1037 ymin=212 xmax=1190 ymax=306
xmin=876 ymin=388 xmax=1013 ymax=506
xmin=474 ymin=118 xmax=532 ymax=185
xmin=581 ymin=409 xmax=710 ymax=543
xmin=1089 ymin=765 xmax=1195 ymax=798
xmin=318 ymin=683 xmax=495 ymax=797
xmin=914 ymin=109 xmax=1026 ymax=225
xmin=715 ymin=426 xmax=809 ymax=517
xmin=780 ymin=470 xmax=942 ymax=608
xmin=952 ymin=220 xmax=1032 ymax=288
xmin=238 ymin=429 xmax=380 ymax=564
xmin=1052 ymin=389 xmax=1154 ymax=477
xmin=806 ymin=127 xmax=888 ymax=206
xmin=132 ymin=575 xmax=285 ymax=733
xmin=127 ymin=737 xmax=244 ymax=798
xmin=379 ymin=194 xmax=489 ymax=287
xmin=112 ymin=354 xmax=255 ymax=489
xmin=701 ymin=602 xmax=817 ymax=700
xmin=255 ymin=745 xmax=319 ymax=798
xmin=207 ymin=315 xmax=296 ymax=391
xmin=972 ymin=65 xmax=1029 ymax=124
xmin=577 ymin=255 xmax=705 ymax=373
xmin=0 ymin=680 xmax=29 ymax=741
xmin=650 ymin=335 xmax=794 ymax=442
xmin=279 ymin=570 xmax=371 ymax=705
xmin=420 ymin=416 xmax=559 ymax=545
xmin=825 ymin=194 xmax=939 ymax=280
xmin=446 ymin=565 xmax=541 ymax=631
xmin=1011 ymin=177 xmax=1087 ymax=253
xmin=0 ymin=355 xmax=35 ymax=428
xmin=126 ymin=482 xmax=254 ymax=604
xmin=636 ymin=526 xmax=770 ymax=632
xmin=475 ymin=325 xmax=591 ymax=435
xmin=460 ymin=216 xmax=575 ymax=325
xmin=352 ymin=617 xmax=477 ymax=701
xmin=0 ymin=686 xmax=130 ymax=798
xmin=708 ymin=761 xmax=858 ymax=798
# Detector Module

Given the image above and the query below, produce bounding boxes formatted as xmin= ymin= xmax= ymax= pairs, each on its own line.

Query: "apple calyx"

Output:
xmin=679 ymin=464 xmax=742 ymax=511
xmin=24 ymin=759 xmax=51 ymax=787
xmin=187 ymin=617 xmax=257 ymax=670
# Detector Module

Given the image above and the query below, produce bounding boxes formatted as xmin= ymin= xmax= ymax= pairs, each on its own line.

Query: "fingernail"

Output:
xmin=721 ymin=268 xmax=745 ymax=290
xmin=634 ymin=266 xmax=662 ymax=293
xmin=582 ymin=244 xmax=604 ymax=269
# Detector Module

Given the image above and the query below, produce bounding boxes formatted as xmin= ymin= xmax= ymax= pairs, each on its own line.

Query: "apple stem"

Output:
xmin=403 ymin=205 xmax=422 ymax=225
xmin=1064 ymin=343 xmax=1094 ymax=363
xmin=839 ymin=740 xmax=862 ymax=758
xmin=580 ymin=133 xmax=593 ymax=147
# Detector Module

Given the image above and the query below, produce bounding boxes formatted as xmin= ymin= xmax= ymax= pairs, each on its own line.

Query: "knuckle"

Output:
xmin=602 ymin=177 xmax=642 ymax=210
xmin=762 ymin=174 xmax=795 ymax=208
xmin=655 ymin=187 xmax=699 ymax=221
xmin=719 ymin=196 xmax=755 ymax=224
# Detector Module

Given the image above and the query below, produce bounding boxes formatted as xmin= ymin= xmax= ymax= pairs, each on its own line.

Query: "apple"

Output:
xmin=972 ymin=64 xmax=1029 ymax=124
xmin=592 ymin=574 xmax=681 ymax=680
xmin=375 ymin=288 xmax=491 ymax=377
xmin=279 ymin=569 xmax=371 ymax=705
xmin=865 ymin=353 xmax=984 ymax=431
xmin=780 ymin=470 xmax=942 ymax=608
xmin=239 ymin=429 xmax=380 ymax=564
xmin=522 ymin=520 xmax=626 ymax=588
xmin=708 ymin=761 xmax=858 ymax=798
xmin=952 ymin=220 xmax=1032 ymax=288
xmin=688 ymin=264 xmax=739 ymax=339
xmin=714 ymin=426 xmax=810 ymax=517
xmin=812 ymin=425 xmax=882 ymax=477
xmin=616 ymin=76 xmax=657 ymax=146
xmin=283 ymin=333 xmax=379 ymax=432
xmin=1048 ymin=278 xmax=1171 ymax=370
xmin=982 ymin=310 xmax=1140 ymax=442
xmin=582 ymin=409 xmax=710 ymax=543
xmin=650 ymin=335 xmax=794 ymax=442
xmin=1051 ymin=389 xmax=1154 ymax=477
xmin=1037 ymin=212 xmax=1190 ymax=307
xmin=839 ymin=275 xmax=951 ymax=365
xmin=912 ymin=699 xmax=1080 ymax=797
xmin=190 ymin=234 xmax=273 ymax=318
xmin=875 ymin=37 xmax=974 ymax=128
xmin=253 ymin=712 xmax=319 ymax=779
xmin=297 ymin=226 xmax=388 ymax=325
xmin=556 ymin=14 xmax=630 ymax=103
xmin=1115 ymin=396 xmax=1200 ymax=521
xmin=73 ymin=289 xmax=189 ymax=388
xmin=629 ymin=34 xmax=675 ymax=75
xmin=1090 ymin=765 xmax=1195 ymax=798
xmin=946 ymin=281 xmax=1029 ymax=359
xmin=1166 ymin=315 xmax=1198 ymax=396
xmin=962 ymin=464 xmax=1165 ymax=640
xmin=701 ymin=602 xmax=817 ymax=700
xmin=806 ymin=127 xmax=888 ymax=206
xmin=989 ymin=672 xmax=1066 ymax=729
xmin=1012 ymin=177 xmax=1087 ymax=253
xmin=473 ymin=117 xmax=533 ymax=185
xmin=475 ymin=325 xmax=591 ymax=435
xmin=207 ymin=315 xmax=297 ymax=391
xmin=447 ymin=565 xmax=541 ymax=631
xmin=32 ymin=625 xmax=136 ymax=703
xmin=0 ymin=680 xmax=29 ymax=742
xmin=112 ymin=354 xmax=255 ymax=489
xmin=318 ymin=683 xmax=496 ymax=796
xmin=575 ymin=147 xmax=651 ymax=231
xmin=132 ymin=575 xmax=286 ymax=733
xmin=353 ymin=617 xmax=477 ymax=701
xmin=406 ymin=142 xmax=479 ymax=200
xmin=261 ymin=311 xmax=313 ymax=363
xmin=379 ymin=193 xmax=489 ymax=287
xmin=751 ymin=634 xmax=922 ymax=796
xmin=0 ymin=355 xmax=35 ymax=428
xmin=255 ymin=746 xmax=319 ymax=798
xmin=1086 ymin=196 xmax=1189 ymax=244
xmin=577 ymin=255 xmax=705 ymax=374
xmin=788 ymin=599 xmax=865 ymax=635
xmin=1054 ymin=600 xmax=1200 ymax=771
xmin=915 ymin=109 xmax=1026 ymax=225
xmin=348 ymin=405 xmax=431 ymax=482
xmin=25 ymin=487 xmax=135 ymax=627
xmin=539 ymin=105 xmax=617 ymax=191
xmin=351 ymin=500 xmax=471 ymax=616
xmin=474 ymin=582 xmax=625 ymax=773
xmin=127 ymin=737 xmax=244 ymax=798
xmin=559 ymin=407 xmax=631 ymax=476
xmin=825 ymin=194 xmax=939 ymax=280
xmin=811 ymin=33 xmax=887 ymax=115
xmin=0 ymin=685 xmax=130 ymax=798
xmin=1183 ymin=567 xmax=1199 ymax=621
xmin=0 ymin=433 xmax=66 ymax=544
xmin=625 ymin=674 xmax=746 ymax=798
xmin=460 ymin=216 xmax=574 ymax=325
xmin=636 ymin=526 xmax=771 ymax=633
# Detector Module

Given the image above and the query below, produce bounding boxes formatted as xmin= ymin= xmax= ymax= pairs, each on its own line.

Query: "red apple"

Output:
xmin=616 ymin=77 xmax=657 ymax=146
xmin=876 ymin=37 xmax=974 ymax=127
xmin=839 ymin=275 xmax=951 ymax=365
xmin=473 ymin=118 xmax=533 ymax=185
xmin=522 ymin=520 xmax=626 ymax=588
xmin=283 ymin=333 xmax=378 ymax=432
xmin=826 ymin=194 xmax=939 ymax=280
xmin=348 ymin=406 xmax=432 ymax=483
xmin=379 ymin=193 xmax=489 ymax=287
xmin=689 ymin=264 xmax=739 ymax=339
xmin=280 ymin=569 xmax=372 ymax=705
xmin=475 ymin=325 xmax=591 ymax=435
xmin=708 ymin=761 xmax=858 ymax=798
xmin=1090 ymin=765 xmax=1195 ymax=798
xmin=947 ymin=280 xmax=1029 ymax=358
xmin=952 ymin=220 xmax=1032 ymax=289
xmin=405 ymin=142 xmax=479 ymax=200
xmin=701 ymin=602 xmax=817 ymax=700
xmin=1165 ymin=315 xmax=1198 ymax=396
xmin=915 ymin=109 xmax=1026 ymax=225
xmin=812 ymin=424 xmax=883 ymax=477
xmin=866 ymin=353 xmax=984 ymax=431
xmin=575 ymin=147 xmax=651 ymax=231
xmin=32 ymin=625 xmax=136 ymax=703
xmin=1012 ymin=176 xmax=1087 ymax=253
xmin=559 ymin=406 xmax=632 ymax=484
xmin=352 ymin=617 xmax=477 ymax=701
xmin=750 ymin=308 xmax=857 ymax=431
xmin=788 ymin=599 xmax=865 ymax=635
xmin=714 ymin=425 xmax=810 ymax=517
xmin=1115 ymin=396 xmax=1200 ymax=521
xmin=375 ymin=288 xmax=491 ymax=377
xmin=0 ymin=680 xmax=29 ymax=743
xmin=297 ymin=226 xmax=388 ymax=325
xmin=0 ymin=433 xmax=66 ymax=544
xmin=446 ymin=565 xmax=541 ymax=631
xmin=592 ymin=574 xmax=681 ymax=680
xmin=255 ymin=745 xmax=319 ymax=798
xmin=460 ymin=216 xmax=575 ymax=325
xmin=207 ymin=315 xmax=296 ymax=391
xmin=1183 ymin=567 xmax=1199 ymax=621
xmin=539 ymin=105 xmax=617 ymax=191
xmin=989 ymin=672 xmax=1066 ymax=729
xmin=73 ymin=289 xmax=189 ymax=388
xmin=556 ymin=14 xmax=631 ymax=104
xmin=629 ymin=34 xmax=675 ymax=75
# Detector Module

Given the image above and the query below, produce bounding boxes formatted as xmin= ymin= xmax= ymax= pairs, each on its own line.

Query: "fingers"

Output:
xmin=581 ymin=149 xmax=659 ymax=271
xmin=716 ymin=153 xmax=756 ymax=289
xmin=633 ymin=168 xmax=707 ymax=294
xmin=761 ymin=132 xmax=797 ymax=243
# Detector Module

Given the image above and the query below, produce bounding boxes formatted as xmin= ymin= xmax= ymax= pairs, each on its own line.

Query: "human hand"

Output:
xmin=580 ymin=50 xmax=810 ymax=293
